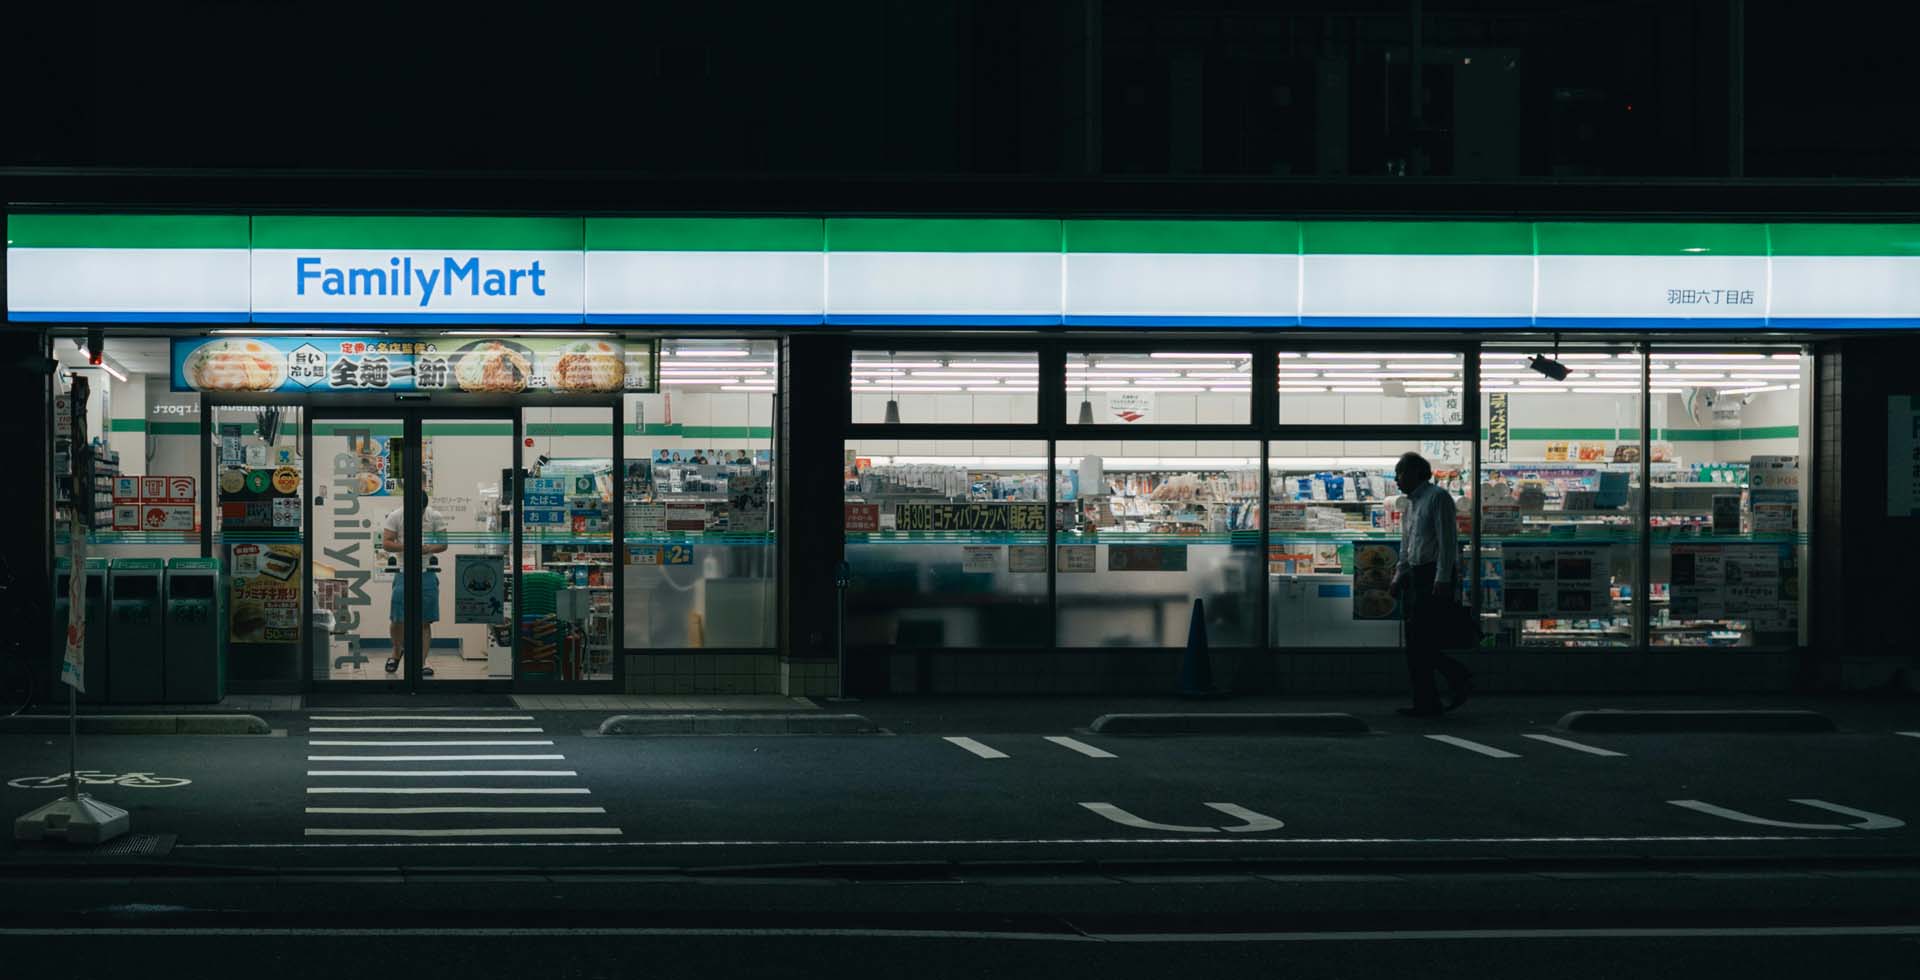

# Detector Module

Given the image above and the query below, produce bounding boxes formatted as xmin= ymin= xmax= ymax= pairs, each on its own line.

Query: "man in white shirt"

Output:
xmin=1390 ymin=451 xmax=1474 ymax=717
xmin=382 ymin=495 xmax=449 ymax=677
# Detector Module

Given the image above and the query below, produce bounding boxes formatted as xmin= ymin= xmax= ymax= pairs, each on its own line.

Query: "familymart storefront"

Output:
xmin=10 ymin=213 xmax=1907 ymax=699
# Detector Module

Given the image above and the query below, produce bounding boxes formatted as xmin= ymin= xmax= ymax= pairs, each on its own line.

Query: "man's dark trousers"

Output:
xmin=1402 ymin=562 xmax=1471 ymax=711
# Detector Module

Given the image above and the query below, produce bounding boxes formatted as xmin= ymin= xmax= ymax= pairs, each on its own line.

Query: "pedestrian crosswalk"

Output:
xmin=300 ymin=712 xmax=617 ymax=840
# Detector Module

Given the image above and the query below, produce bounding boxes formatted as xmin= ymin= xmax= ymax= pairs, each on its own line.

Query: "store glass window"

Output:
xmin=852 ymin=349 xmax=1039 ymax=424
xmin=1276 ymin=349 xmax=1466 ymax=426
xmin=843 ymin=439 xmax=1050 ymax=648
xmin=1065 ymin=351 xmax=1251 ymax=425
xmin=623 ymin=339 xmax=778 ymax=652
xmin=210 ymin=401 xmax=306 ymax=682
xmin=1267 ymin=440 xmax=1467 ymax=648
xmin=521 ymin=404 xmax=617 ymax=680
xmin=1477 ymin=346 xmax=1641 ymax=648
xmin=1054 ymin=441 xmax=1262 ymax=646
xmin=1646 ymin=347 xmax=1808 ymax=648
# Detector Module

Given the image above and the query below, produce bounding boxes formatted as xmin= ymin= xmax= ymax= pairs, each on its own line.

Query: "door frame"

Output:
xmin=304 ymin=405 xmax=521 ymax=694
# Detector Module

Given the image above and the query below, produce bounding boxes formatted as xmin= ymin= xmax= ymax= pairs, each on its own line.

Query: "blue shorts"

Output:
xmin=389 ymin=570 xmax=441 ymax=624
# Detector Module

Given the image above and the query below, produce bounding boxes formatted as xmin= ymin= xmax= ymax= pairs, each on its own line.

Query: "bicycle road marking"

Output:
xmin=1046 ymin=736 xmax=1116 ymax=759
xmin=944 ymin=737 xmax=1009 ymax=759
xmin=7 ymin=771 xmax=192 ymax=789
xmin=1424 ymin=735 xmax=1521 ymax=759
xmin=1519 ymin=734 xmax=1626 ymax=757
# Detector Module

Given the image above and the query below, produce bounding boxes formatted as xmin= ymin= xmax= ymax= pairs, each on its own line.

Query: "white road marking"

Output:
xmin=306 ymin=807 xmax=606 ymax=815
xmin=1519 ymin=734 xmax=1625 ymax=757
xmin=1424 ymin=734 xmax=1520 ymax=759
xmin=180 ymin=832 xmax=1843 ymax=849
xmin=1045 ymin=736 xmax=1116 ymax=759
xmin=1669 ymin=798 xmax=1905 ymax=831
xmin=306 ymin=755 xmax=566 ymax=762
xmin=307 ymin=716 xmax=535 ymax=722
xmin=944 ymin=736 xmax=1008 ymax=759
xmin=304 ymin=770 xmax=578 ymax=777
xmin=1080 ymin=802 xmax=1284 ymax=834
xmin=308 ymin=740 xmax=555 ymax=747
xmin=303 ymin=827 xmax=623 ymax=838
xmin=305 ymin=787 xmax=590 ymax=795
xmin=307 ymin=727 xmax=545 ymax=733
xmin=7 ymin=925 xmax=1918 ymax=941
xmin=1897 ymin=731 xmax=1920 ymax=739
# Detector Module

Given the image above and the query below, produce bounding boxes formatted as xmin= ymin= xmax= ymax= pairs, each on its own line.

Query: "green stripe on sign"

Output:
xmin=8 ymin=214 xmax=250 ymax=249
xmin=423 ymin=422 xmax=514 ymax=436
xmin=586 ymin=218 xmax=823 ymax=252
xmin=1509 ymin=427 xmax=1622 ymax=440
xmin=252 ymin=216 xmax=584 ymax=251
xmin=1301 ymin=221 xmax=1531 ymax=255
xmin=1064 ymin=220 xmax=1299 ymax=254
xmin=826 ymin=218 xmax=1060 ymax=253
xmin=1767 ymin=223 xmax=1920 ymax=256
xmin=1661 ymin=425 xmax=1800 ymax=442
xmin=108 ymin=418 xmax=148 ymax=432
xmin=526 ymin=423 xmax=611 ymax=436
xmin=627 ymin=424 xmax=774 ymax=439
xmin=312 ymin=423 xmax=405 ymax=436
xmin=1535 ymin=222 xmax=1768 ymax=256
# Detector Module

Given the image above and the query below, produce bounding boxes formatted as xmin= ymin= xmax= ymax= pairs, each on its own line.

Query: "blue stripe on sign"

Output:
xmin=1063 ymin=315 xmax=1303 ymax=327
xmin=1532 ymin=316 xmax=1772 ymax=329
xmin=825 ymin=314 xmax=1065 ymax=326
xmin=1763 ymin=317 xmax=1920 ymax=329
xmin=587 ymin=313 xmax=825 ymax=325
xmin=1298 ymin=316 xmax=1536 ymax=328
xmin=252 ymin=312 xmax=586 ymax=324
xmin=9 ymin=311 xmax=251 ymax=323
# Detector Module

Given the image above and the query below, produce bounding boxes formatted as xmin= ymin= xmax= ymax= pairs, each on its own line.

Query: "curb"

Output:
xmin=0 ymin=715 xmax=271 ymax=735
xmin=1089 ymin=712 xmax=1370 ymax=735
xmin=1557 ymin=709 xmax=1837 ymax=734
xmin=598 ymin=713 xmax=879 ymax=735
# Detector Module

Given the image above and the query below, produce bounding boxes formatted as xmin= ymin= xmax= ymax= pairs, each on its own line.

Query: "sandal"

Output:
xmin=384 ymin=657 xmax=399 ymax=673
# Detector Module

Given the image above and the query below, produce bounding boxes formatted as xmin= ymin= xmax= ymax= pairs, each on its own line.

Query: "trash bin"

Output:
xmin=106 ymin=557 xmax=166 ymax=703
xmin=50 ymin=557 xmax=109 ymax=702
xmin=163 ymin=557 xmax=225 ymax=703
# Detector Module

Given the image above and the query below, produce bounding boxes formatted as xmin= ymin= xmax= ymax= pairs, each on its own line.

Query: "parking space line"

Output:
xmin=306 ymin=755 xmax=567 ymax=762
xmin=304 ymin=827 xmax=624 ymax=838
xmin=1898 ymin=732 xmax=1920 ymax=740
xmin=305 ymin=770 xmax=578 ymax=777
xmin=307 ymin=716 xmax=535 ymax=722
xmin=944 ymin=736 xmax=1009 ymax=759
xmin=308 ymin=740 xmax=556 ymax=747
xmin=306 ymin=787 xmax=590 ymax=795
xmin=306 ymin=807 xmax=606 ymax=815
xmin=1520 ymin=734 xmax=1626 ymax=757
xmin=1046 ymin=736 xmax=1116 ymax=759
xmin=1424 ymin=734 xmax=1521 ymax=759
xmin=308 ymin=727 xmax=546 ymax=733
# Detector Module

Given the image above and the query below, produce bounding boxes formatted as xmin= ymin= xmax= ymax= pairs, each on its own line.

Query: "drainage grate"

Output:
xmin=83 ymin=833 xmax=176 ymax=857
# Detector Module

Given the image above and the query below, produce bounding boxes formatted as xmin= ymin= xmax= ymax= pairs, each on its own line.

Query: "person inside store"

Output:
xmin=381 ymin=480 xmax=450 ymax=677
xmin=1390 ymin=451 xmax=1474 ymax=717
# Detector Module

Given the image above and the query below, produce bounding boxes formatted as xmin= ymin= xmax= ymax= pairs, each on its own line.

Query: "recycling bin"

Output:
xmin=106 ymin=557 xmax=166 ymax=703
xmin=163 ymin=557 xmax=226 ymax=703
xmin=50 ymin=557 xmax=109 ymax=702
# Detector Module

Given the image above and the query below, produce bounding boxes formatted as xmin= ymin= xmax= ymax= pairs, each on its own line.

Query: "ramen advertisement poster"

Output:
xmin=172 ymin=335 xmax=657 ymax=394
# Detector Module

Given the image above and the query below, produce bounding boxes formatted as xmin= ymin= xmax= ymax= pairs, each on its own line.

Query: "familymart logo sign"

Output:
xmin=255 ymin=248 xmax=584 ymax=323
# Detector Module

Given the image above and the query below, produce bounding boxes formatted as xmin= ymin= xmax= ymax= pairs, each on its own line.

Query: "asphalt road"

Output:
xmin=3 ymin=707 xmax=1918 ymax=870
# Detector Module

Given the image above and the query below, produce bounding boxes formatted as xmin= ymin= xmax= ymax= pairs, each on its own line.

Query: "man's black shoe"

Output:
xmin=1447 ymin=675 xmax=1475 ymax=711
xmin=1396 ymin=705 xmax=1444 ymax=718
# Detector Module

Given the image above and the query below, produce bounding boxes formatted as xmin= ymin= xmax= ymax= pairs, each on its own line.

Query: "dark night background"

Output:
xmin=6 ymin=0 xmax=1915 ymax=180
